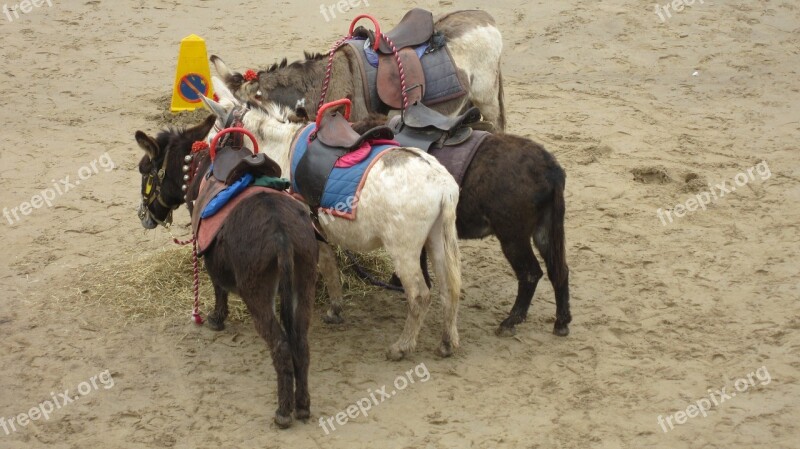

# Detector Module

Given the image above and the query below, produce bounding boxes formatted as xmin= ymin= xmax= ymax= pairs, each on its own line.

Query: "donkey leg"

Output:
xmin=206 ymin=283 xmax=229 ymax=331
xmin=496 ymin=234 xmax=544 ymax=337
xmin=533 ymin=226 xmax=571 ymax=337
xmin=248 ymin=288 xmax=296 ymax=428
xmin=385 ymin=247 xmax=431 ymax=361
xmin=284 ymin=266 xmax=314 ymax=421
xmin=318 ymin=244 xmax=346 ymax=325
xmin=389 ymin=250 xmax=432 ymax=289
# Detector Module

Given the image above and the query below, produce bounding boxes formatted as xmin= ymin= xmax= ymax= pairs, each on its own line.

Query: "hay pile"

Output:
xmin=72 ymin=245 xmax=395 ymax=324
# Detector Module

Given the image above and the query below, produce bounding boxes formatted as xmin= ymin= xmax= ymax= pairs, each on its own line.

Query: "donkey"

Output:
xmin=211 ymin=9 xmax=505 ymax=130
xmin=202 ymin=80 xmax=463 ymax=361
xmin=135 ymin=116 xmax=319 ymax=428
xmin=351 ymin=115 xmax=572 ymax=337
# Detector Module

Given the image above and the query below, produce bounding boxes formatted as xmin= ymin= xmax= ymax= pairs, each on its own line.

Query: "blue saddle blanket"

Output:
xmin=200 ymin=172 xmax=253 ymax=218
xmin=291 ymin=123 xmax=396 ymax=217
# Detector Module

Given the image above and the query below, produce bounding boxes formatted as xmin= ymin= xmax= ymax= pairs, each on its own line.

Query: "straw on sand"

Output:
xmin=73 ymin=244 xmax=395 ymax=325
xmin=84 ymin=93 xmax=394 ymax=324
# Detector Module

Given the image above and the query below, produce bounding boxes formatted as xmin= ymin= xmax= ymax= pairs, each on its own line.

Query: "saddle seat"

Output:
xmin=212 ymin=147 xmax=282 ymax=185
xmin=403 ymin=100 xmax=482 ymax=132
xmin=377 ymin=8 xmax=434 ymax=54
xmin=390 ymin=100 xmax=484 ymax=151
xmin=315 ymin=110 xmax=394 ymax=149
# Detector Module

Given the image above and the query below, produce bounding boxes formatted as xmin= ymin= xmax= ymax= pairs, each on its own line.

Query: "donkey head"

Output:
xmin=202 ymin=77 xmax=309 ymax=141
xmin=134 ymin=116 xmax=216 ymax=229
xmin=210 ymin=54 xmax=324 ymax=113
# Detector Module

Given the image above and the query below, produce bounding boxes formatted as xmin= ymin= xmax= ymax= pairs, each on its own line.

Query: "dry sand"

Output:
xmin=1 ymin=0 xmax=798 ymax=448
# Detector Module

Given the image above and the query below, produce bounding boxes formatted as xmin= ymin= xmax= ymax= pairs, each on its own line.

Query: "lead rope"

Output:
xmin=172 ymin=233 xmax=204 ymax=325
xmin=318 ymin=35 xmax=352 ymax=112
xmin=378 ymin=33 xmax=409 ymax=109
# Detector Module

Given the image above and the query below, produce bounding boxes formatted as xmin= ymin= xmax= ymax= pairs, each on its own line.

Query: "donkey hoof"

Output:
xmin=322 ymin=312 xmax=344 ymax=325
xmin=295 ymin=408 xmax=311 ymax=421
xmin=436 ymin=341 xmax=454 ymax=358
xmin=553 ymin=324 xmax=570 ymax=337
xmin=274 ymin=412 xmax=293 ymax=429
xmin=206 ymin=317 xmax=225 ymax=331
xmin=495 ymin=325 xmax=517 ymax=338
xmin=386 ymin=345 xmax=407 ymax=361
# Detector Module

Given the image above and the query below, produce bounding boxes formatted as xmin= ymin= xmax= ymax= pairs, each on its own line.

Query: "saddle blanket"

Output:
xmin=193 ymin=173 xmax=292 ymax=255
xmin=345 ymin=38 xmax=467 ymax=112
xmin=290 ymin=123 xmax=398 ymax=219
xmin=429 ymin=130 xmax=490 ymax=186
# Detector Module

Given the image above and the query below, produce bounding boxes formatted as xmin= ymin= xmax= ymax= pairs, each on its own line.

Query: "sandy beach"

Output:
xmin=0 ymin=0 xmax=798 ymax=447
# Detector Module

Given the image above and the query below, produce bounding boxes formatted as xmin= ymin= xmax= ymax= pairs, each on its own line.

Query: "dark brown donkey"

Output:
xmin=134 ymin=116 xmax=319 ymax=428
xmin=352 ymin=113 xmax=572 ymax=337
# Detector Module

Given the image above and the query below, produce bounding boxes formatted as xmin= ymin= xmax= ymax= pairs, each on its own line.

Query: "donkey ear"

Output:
xmin=289 ymin=106 xmax=309 ymax=123
xmin=135 ymin=131 xmax=159 ymax=159
xmin=200 ymin=94 xmax=230 ymax=120
xmin=211 ymin=76 xmax=237 ymax=104
xmin=210 ymin=55 xmax=238 ymax=82
xmin=183 ymin=115 xmax=217 ymax=144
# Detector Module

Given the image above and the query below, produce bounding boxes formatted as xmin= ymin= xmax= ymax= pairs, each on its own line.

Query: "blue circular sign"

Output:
xmin=178 ymin=73 xmax=209 ymax=103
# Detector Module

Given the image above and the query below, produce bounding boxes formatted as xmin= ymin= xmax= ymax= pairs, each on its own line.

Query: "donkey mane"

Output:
xmin=259 ymin=52 xmax=325 ymax=76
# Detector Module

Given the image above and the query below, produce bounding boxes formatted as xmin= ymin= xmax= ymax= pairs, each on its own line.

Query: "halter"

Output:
xmin=139 ymin=147 xmax=180 ymax=227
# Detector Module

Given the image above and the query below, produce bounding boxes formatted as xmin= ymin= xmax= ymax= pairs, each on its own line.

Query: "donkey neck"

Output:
xmin=186 ymin=150 xmax=212 ymax=204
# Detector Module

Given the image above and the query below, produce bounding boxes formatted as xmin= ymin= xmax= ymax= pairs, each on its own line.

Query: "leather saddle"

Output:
xmin=295 ymin=108 xmax=393 ymax=210
xmin=212 ymin=144 xmax=282 ymax=185
xmin=374 ymin=8 xmax=435 ymax=109
xmin=390 ymin=100 xmax=483 ymax=151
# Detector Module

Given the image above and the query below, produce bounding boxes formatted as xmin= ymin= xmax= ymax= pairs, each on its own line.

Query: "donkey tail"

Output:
xmin=277 ymin=237 xmax=296 ymax=339
xmin=441 ymin=191 xmax=461 ymax=301
xmin=434 ymin=187 xmax=462 ymax=349
xmin=497 ymin=69 xmax=506 ymax=132
xmin=542 ymin=174 xmax=568 ymax=287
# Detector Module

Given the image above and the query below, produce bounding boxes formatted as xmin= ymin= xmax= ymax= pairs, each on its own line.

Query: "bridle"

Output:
xmin=138 ymin=147 xmax=181 ymax=227
xmin=139 ymin=104 xmax=254 ymax=228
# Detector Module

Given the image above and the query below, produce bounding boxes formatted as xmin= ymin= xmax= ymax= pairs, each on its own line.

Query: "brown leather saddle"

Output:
xmin=212 ymin=148 xmax=282 ymax=185
xmin=211 ymin=112 xmax=282 ymax=185
xmin=294 ymin=104 xmax=393 ymax=210
xmin=315 ymin=107 xmax=394 ymax=150
xmin=389 ymin=100 xmax=483 ymax=151
xmin=375 ymin=8 xmax=435 ymax=109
